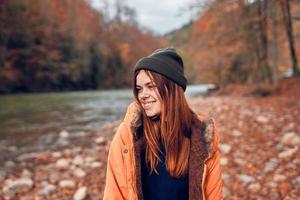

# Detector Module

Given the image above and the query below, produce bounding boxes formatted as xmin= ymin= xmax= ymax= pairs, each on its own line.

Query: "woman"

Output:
xmin=103 ymin=48 xmax=223 ymax=200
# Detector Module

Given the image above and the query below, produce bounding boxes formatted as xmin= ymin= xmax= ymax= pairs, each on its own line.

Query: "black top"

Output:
xmin=141 ymin=142 xmax=189 ymax=200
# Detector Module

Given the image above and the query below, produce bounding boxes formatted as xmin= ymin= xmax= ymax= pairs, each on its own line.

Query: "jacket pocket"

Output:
xmin=122 ymin=144 xmax=135 ymax=199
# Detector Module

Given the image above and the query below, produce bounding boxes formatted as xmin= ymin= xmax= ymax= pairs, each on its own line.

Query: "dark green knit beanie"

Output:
xmin=134 ymin=47 xmax=187 ymax=91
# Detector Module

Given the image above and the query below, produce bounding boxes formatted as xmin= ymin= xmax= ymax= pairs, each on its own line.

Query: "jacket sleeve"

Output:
xmin=103 ymin=123 xmax=128 ymax=200
xmin=205 ymin=123 xmax=223 ymax=200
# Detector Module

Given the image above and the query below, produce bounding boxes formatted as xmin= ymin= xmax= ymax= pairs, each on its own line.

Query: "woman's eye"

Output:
xmin=136 ymin=88 xmax=142 ymax=93
xmin=149 ymin=85 xmax=156 ymax=90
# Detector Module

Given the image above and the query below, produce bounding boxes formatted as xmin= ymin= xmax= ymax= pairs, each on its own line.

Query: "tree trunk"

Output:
xmin=280 ymin=0 xmax=300 ymax=76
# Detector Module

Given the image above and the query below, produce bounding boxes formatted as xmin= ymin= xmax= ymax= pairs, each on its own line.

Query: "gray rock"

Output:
xmin=247 ymin=182 xmax=261 ymax=192
xmin=8 ymin=146 xmax=17 ymax=152
xmin=264 ymin=158 xmax=278 ymax=172
xmin=232 ymin=129 xmax=242 ymax=137
xmin=17 ymin=152 xmax=38 ymax=161
xmin=56 ymin=158 xmax=70 ymax=169
xmin=222 ymin=173 xmax=230 ymax=180
xmin=5 ymin=161 xmax=16 ymax=168
xmin=3 ymin=178 xmax=34 ymax=196
xmin=90 ymin=162 xmax=103 ymax=168
xmin=220 ymin=157 xmax=228 ymax=166
xmin=59 ymin=180 xmax=76 ymax=189
xmin=73 ymin=168 xmax=86 ymax=178
xmin=73 ymin=186 xmax=88 ymax=200
xmin=256 ymin=116 xmax=269 ymax=124
xmin=266 ymin=181 xmax=277 ymax=188
xmin=52 ymin=151 xmax=62 ymax=158
xmin=95 ymin=136 xmax=106 ymax=145
xmin=293 ymin=176 xmax=300 ymax=188
xmin=281 ymin=132 xmax=300 ymax=146
xmin=21 ymin=169 xmax=32 ymax=178
xmin=237 ymin=174 xmax=255 ymax=183
xmin=278 ymin=147 xmax=298 ymax=158
xmin=273 ymin=174 xmax=286 ymax=182
xmin=234 ymin=158 xmax=246 ymax=166
xmin=38 ymin=184 xmax=56 ymax=196
xmin=59 ymin=130 xmax=69 ymax=138
xmin=49 ymin=172 xmax=61 ymax=183
xmin=222 ymin=187 xmax=230 ymax=198
xmin=73 ymin=155 xmax=84 ymax=166
xmin=219 ymin=144 xmax=231 ymax=154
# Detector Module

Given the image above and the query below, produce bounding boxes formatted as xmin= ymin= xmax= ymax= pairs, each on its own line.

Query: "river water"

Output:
xmin=0 ymin=84 xmax=214 ymax=154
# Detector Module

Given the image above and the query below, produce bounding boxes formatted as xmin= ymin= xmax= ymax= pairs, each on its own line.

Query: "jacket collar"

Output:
xmin=129 ymin=107 xmax=215 ymax=200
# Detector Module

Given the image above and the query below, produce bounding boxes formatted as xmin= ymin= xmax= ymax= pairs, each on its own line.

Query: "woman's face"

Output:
xmin=136 ymin=70 xmax=162 ymax=117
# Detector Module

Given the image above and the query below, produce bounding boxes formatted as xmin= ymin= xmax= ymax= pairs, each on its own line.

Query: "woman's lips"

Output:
xmin=143 ymin=101 xmax=155 ymax=110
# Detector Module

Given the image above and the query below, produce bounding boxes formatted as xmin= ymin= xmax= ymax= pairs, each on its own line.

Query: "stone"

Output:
xmin=232 ymin=129 xmax=242 ymax=137
xmin=264 ymin=158 xmax=278 ymax=173
xmin=278 ymin=147 xmax=298 ymax=158
xmin=219 ymin=144 xmax=231 ymax=154
xmin=293 ymin=176 xmax=300 ymax=188
xmin=220 ymin=157 xmax=228 ymax=166
xmin=222 ymin=173 xmax=230 ymax=180
xmin=8 ymin=146 xmax=17 ymax=152
xmin=248 ymin=183 xmax=261 ymax=192
xmin=90 ymin=162 xmax=103 ymax=168
xmin=73 ymin=155 xmax=84 ymax=166
xmin=0 ymin=170 xmax=7 ymax=182
xmin=223 ymin=187 xmax=230 ymax=198
xmin=52 ymin=151 xmax=62 ymax=158
xmin=73 ymin=168 xmax=86 ymax=178
xmin=17 ymin=152 xmax=38 ymax=161
xmin=3 ymin=178 xmax=34 ymax=196
xmin=59 ymin=180 xmax=76 ymax=189
xmin=73 ymin=186 xmax=88 ymax=200
xmin=237 ymin=174 xmax=255 ymax=183
xmin=234 ymin=158 xmax=246 ymax=166
xmin=56 ymin=158 xmax=70 ymax=169
xmin=38 ymin=184 xmax=56 ymax=196
xmin=95 ymin=136 xmax=106 ymax=145
xmin=21 ymin=169 xmax=32 ymax=178
xmin=273 ymin=174 xmax=287 ymax=182
xmin=256 ymin=116 xmax=269 ymax=124
xmin=59 ymin=130 xmax=69 ymax=138
xmin=281 ymin=132 xmax=300 ymax=146
xmin=5 ymin=161 xmax=16 ymax=168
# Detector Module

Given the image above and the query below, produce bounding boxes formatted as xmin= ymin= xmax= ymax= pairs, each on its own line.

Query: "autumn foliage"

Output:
xmin=0 ymin=0 xmax=165 ymax=94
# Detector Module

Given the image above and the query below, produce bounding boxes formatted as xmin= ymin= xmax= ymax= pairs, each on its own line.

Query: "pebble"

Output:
xmin=278 ymin=147 xmax=298 ymax=158
xmin=95 ymin=136 xmax=106 ymax=145
xmin=264 ymin=158 xmax=278 ymax=172
xmin=3 ymin=178 xmax=34 ymax=196
xmin=219 ymin=144 xmax=231 ymax=154
xmin=60 ymin=130 xmax=69 ymax=138
xmin=56 ymin=158 xmax=70 ymax=169
xmin=222 ymin=173 xmax=230 ymax=180
xmin=38 ymin=184 xmax=56 ymax=196
xmin=256 ymin=116 xmax=269 ymax=124
xmin=73 ymin=186 xmax=88 ymax=200
xmin=59 ymin=180 xmax=76 ymax=189
xmin=17 ymin=152 xmax=38 ymax=161
xmin=273 ymin=174 xmax=286 ymax=182
xmin=234 ymin=158 xmax=246 ymax=166
xmin=73 ymin=155 xmax=84 ymax=166
xmin=223 ymin=187 xmax=230 ymax=197
xmin=0 ymin=170 xmax=7 ymax=182
xmin=73 ymin=168 xmax=86 ymax=178
xmin=280 ymin=132 xmax=300 ymax=146
xmin=220 ymin=157 xmax=228 ymax=166
xmin=8 ymin=146 xmax=17 ymax=152
xmin=21 ymin=169 xmax=32 ymax=178
xmin=237 ymin=174 xmax=255 ymax=183
xmin=5 ymin=161 xmax=16 ymax=168
xmin=232 ymin=129 xmax=242 ymax=137
xmin=52 ymin=151 xmax=62 ymax=158
xmin=293 ymin=176 xmax=300 ymax=188
xmin=91 ymin=162 xmax=103 ymax=168
xmin=247 ymin=182 xmax=261 ymax=192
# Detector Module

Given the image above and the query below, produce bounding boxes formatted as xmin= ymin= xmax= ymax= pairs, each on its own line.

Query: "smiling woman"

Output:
xmin=103 ymin=47 xmax=223 ymax=200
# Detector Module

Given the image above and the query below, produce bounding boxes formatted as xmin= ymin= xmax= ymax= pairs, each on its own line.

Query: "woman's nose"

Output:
xmin=140 ymin=90 xmax=150 ymax=100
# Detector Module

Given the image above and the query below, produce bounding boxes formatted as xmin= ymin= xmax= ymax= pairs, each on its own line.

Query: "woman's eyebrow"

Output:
xmin=136 ymin=81 xmax=153 ymax=87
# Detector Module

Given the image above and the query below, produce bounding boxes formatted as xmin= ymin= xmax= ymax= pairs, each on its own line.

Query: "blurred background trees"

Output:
xmin=0 ymin=0 xmax=300 ymax=94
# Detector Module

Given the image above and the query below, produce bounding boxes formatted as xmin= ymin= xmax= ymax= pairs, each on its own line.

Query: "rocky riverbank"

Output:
xmin=0 ymin=79 xmax=299 ymax=199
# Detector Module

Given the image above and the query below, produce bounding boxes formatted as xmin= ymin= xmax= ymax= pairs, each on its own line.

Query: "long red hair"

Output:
xmin=133 ymin=70 xmax=194 ymax=177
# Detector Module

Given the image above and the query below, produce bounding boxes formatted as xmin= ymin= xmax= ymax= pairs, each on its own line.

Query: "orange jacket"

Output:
xmin=103 ymin=102 xmax=223 ymax=200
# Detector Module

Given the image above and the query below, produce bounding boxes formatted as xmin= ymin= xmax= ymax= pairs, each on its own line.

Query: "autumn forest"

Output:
xmin=1 ymin=0 xmax=300 ymax=94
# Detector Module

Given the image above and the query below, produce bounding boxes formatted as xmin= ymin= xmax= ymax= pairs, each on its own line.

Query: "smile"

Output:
xmin=143 ymin=101 xmax=155 ymax=109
